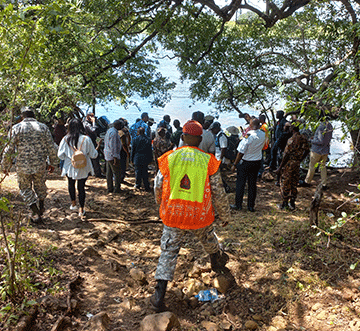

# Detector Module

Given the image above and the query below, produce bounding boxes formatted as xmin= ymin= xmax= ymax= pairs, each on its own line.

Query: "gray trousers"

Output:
xmin=17 ymin=171 xmax=47 ymax=206
xmin=155 ymin=224 xmax=220 ymax=281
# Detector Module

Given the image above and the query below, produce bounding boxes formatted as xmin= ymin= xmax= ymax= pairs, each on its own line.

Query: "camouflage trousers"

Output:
xmin=155 ymin=224 xmax=220 ymax=281
xmin=17 ymin=171 xmax=47 ymax=207
xmin=280 ymin=160 xmax=300 ymax=202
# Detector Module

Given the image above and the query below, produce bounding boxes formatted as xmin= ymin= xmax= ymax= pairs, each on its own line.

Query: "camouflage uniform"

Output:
xmin=2 ymin=118 xmax=58 ymax=206
xmin=280 ymin=132 xmax=310 ymax=202
xmin=154 ymin=170 xmax=230 ymax=281
xmin=153 ymin=136 xmax=172 ymax=172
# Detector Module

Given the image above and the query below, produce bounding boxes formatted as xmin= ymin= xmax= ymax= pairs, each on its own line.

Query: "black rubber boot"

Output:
xmin=289 ymin=199 xmax=296 ymax=210
xmin=39 ymin=200 xmax=45 ymax=216
xmin=210 ymin=250 xmax=229 ymax=272
xmin=150 ymin=280 xmax=168 ymax=312
xmin=29 ymin=203 xmax=42 ymax=223
xmin=278 ymin=201 xmax=289 ymax=210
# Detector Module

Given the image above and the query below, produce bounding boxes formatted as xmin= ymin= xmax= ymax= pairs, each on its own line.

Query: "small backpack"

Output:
xmin=70 ymin=137 xmax=87 ymax=169
xmin=216 ymin=132 xmax=240 ymax=161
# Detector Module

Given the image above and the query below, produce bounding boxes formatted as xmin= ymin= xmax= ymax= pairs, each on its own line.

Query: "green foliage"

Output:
xmin=0 ymin=202 xmax=62 ymax=326
xmin=0 ymin=0 xmax=177 ymax=120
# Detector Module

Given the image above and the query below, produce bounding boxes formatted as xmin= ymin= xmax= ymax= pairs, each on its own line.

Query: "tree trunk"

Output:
xmin=350 ymin=129 xmax=360 ymax=167
xmin=309 ymin=183 xmax=323 ymax=226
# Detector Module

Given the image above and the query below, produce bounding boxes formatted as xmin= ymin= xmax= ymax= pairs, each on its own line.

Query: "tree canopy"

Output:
xmin=1 ymin=0 xmax=360 ymax=145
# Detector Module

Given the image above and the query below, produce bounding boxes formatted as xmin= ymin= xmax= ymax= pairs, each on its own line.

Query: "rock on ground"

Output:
xmin=81 ymin=312 xmax=110 ymax=331
xmin=140 ymin=311 xmax=180 ymax=331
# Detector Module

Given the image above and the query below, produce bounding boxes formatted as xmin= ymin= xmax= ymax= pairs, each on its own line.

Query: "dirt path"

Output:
xmin=1 ymin=167 xmax=360 ymax=330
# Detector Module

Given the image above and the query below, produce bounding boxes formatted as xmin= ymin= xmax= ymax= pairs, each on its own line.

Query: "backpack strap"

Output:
xmin=78 ymin=137 xmax=86 ymax=150
xmin=68 ymin=137 xmax=86 ymax=152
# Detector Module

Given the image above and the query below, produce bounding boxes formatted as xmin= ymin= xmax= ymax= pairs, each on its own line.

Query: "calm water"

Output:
xmin=87 ymin=55 xmax=353 ymax=167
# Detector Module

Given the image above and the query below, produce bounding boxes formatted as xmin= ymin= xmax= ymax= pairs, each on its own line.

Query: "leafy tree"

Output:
xmin=0 ymin=0 xmax=318 ymax=121
xmin=158 ymin=1 xmax=360 ymax=161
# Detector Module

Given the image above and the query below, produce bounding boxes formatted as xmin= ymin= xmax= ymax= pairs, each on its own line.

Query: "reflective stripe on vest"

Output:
xmin=158 ymin=146 xmax=220 ymax=230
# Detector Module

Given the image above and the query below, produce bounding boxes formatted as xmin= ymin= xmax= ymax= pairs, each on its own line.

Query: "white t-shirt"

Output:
xmin=215 ymin=131 xmax=229 ymax=164
xmin=237 ymin=129 xmax=265 ymax=161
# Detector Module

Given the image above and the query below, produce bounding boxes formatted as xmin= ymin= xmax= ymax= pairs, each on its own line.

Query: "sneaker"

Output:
xmin=79 ymin=210 xmax=86 ymax=217
xmin=70 ymin=205 xmax=78 ymax=211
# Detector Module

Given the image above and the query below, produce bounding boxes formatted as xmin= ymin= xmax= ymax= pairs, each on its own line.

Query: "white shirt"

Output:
xmin=58 ymin=134 xmax=98 ymax=179
xmin=215 ymin=131 xmax=229 ymax=163
xmin=237 ymin=129 xmax=265 ymax=161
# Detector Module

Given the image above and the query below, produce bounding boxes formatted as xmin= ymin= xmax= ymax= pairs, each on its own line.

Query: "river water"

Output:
xmin=88 ymin=54 xmax=353 ymax=167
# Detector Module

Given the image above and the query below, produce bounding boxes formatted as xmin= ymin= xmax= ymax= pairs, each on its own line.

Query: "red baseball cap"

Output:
xmin=183 ymin=120 xmax=203 ymax=136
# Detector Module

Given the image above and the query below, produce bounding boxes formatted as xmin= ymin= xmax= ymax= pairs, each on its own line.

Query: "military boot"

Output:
xmin=277 ymin=201 xmax=289 ymax=210
xmin=210 ymin=250 xmax=229 ymax=272
xmin=29 ymin=203 xmax=42 ymax=223
xmin=150 ymin=280 xmax=168 ymax=312
xmin=289 ymin=199 xmax=296 ymax=211
xmin=39 ymin=200 xmax=45 ymax=216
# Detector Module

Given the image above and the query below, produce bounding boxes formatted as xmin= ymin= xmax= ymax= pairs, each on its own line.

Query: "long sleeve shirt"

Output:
xmin=58 ymin=134 xmax=98 ymax=180
xmin=104 ymin=127 xmax=122 ymax=161
xmin=311 ymin=121 xmax=333 ymax=155
xmin=2 ymin=118 xmax=58 ymax=174
xmin=129 ymin=120 xmax=150 ymax=140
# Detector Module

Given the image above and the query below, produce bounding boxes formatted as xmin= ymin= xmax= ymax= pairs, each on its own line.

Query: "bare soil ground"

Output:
xmin=1 ymin=166 xmax=360 ymax=331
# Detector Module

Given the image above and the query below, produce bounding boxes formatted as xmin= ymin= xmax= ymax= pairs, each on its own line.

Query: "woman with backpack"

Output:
xmin=58 ymin=118 xmax=98 ymax=218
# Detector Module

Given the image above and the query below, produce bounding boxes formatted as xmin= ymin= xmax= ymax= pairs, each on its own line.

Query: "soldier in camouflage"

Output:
xmin=276 ymin=123 xmax=310 ymax=210
xmin=151 ymin=120 xmax=231 ymax=312
xmin=1 ymin=107 xmax=58 ymax=222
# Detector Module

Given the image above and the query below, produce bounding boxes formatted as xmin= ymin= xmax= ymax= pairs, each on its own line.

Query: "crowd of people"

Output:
xmin=1 ymin=107 xmax=334 ymax=218
xmin=1 ymin=106 xmax=333 ymax=310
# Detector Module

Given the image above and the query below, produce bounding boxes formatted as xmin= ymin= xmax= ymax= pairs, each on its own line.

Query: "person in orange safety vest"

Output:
xmin=150 ymin=120 xmax=231 ymax=312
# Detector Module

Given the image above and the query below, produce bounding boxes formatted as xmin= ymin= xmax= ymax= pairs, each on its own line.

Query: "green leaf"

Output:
xmin=341 ymin=212 xmax=347 ymax=218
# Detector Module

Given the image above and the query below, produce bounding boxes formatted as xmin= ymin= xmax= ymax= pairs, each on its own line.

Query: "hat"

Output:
xmin=209 ymin=121 xmax=221 ymax=130
xmin=226 ymin=126 xmax=239 ymax=135
xmin=204 ymin=115 xmax=215 ymax=121
xmin=183 ymin=120 xmax=203 ymax=136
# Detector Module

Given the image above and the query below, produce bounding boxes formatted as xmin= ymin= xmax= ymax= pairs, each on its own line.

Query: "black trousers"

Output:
xmin=235 ymin=160 xmax=261 ymax=209
xmin=67 ymin=176 xmax=87 ymax=208
xmin=120 ymin=149 xmax=127 ymax=182
xmin=135 ymin=164 xmax=150 ymax=190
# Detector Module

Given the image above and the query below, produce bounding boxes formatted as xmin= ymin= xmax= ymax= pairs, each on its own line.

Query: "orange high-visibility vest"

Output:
xmin=158 ymin=146 xmax=221 ymax=230
xmin=261 ymin=123 xmax=269 ymax=150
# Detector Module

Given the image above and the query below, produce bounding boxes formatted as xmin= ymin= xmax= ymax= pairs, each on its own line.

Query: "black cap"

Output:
xmin=209 ymin=121 xmax=221 ymax=130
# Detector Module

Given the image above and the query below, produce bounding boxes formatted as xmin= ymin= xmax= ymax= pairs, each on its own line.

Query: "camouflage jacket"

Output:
xmin=283 ymin=132 xmax=310 ymax=163
xmin=2 ymin=118 xmax=58 ymax=174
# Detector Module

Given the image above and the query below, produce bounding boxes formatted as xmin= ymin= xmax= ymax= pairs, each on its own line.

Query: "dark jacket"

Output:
xmin=131 ymin=134 xmax=153 ymax=166
xmin=277 ymin=131 xmax=292 ymax=152
xmin=275 ymin=117 xmax=287 ymax=141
